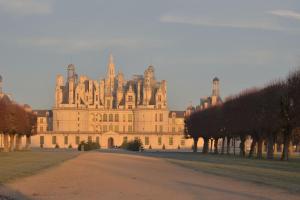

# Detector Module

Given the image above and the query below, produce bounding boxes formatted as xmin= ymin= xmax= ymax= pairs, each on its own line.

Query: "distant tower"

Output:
xmin=212 ymin=77 xmax=220 ymax=97
xmin=0 ymin=75 xmax=3 ymax=94
xmin=106 ymin=53 xmax=116 ymax=94
xmin=67 ymin=64 xmax=75 ymax=81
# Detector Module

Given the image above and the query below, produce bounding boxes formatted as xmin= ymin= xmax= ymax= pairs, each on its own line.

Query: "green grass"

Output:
xmin=140 ymin=152 xmax=300 ymax=193
xmin=0 ymin=150 xmax=79 ymax=184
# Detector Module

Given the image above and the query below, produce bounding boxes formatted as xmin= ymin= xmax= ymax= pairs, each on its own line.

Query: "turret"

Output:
xmin=67 ymin=64 xmax=76 ymax=81
xmin=105 ymin=54 xmax=116 ymax=95
xmin=212 ymin=77 xmax=220 ymax=97
xmin=55 ymin=75 xmax=64 ymax=107
xmin=211 ymin=77 xmax=220 ymax=106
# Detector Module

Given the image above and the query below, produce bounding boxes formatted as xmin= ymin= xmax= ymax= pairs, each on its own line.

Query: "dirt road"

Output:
xmin=2 ymin=152 xmax=298 ymax=200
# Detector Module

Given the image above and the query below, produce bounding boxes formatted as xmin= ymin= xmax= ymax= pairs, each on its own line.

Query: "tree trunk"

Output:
xmin=214 ymin=138 xmax=219 ymax=154
xmin=248 ymin=137 xmax=257 ymax=158
xmin=274 ymin=143 xmax=278 ymax=155
xmin=210 ymin=139 xmax=213 ymax=153
xmin=239 ymin=136 xmax=246 ymax=157
xmin=221 ymin=137 xmax=225 ymax=154
xmin=193 ymin=137 xmax=199 ymax=153
xmin=267 ymin=133 xmax=274 ymax=160
xmin=281 ymin=127 xmax=292 ymax=161
xmin=257 ymin=138 xmax=263 ymax=159
xmin=233 ymin=138 xmax=236 ymax=156
xmin=9 ymin=134 xmax=15 ymax=152
xmin=3 ymin=134 xmax=9 ymax=152
xmin=25 ymin=135 xmax=31 ymax=150
xmin=202 ymin=137 xmax=209 ymax=154
xmin=15 ymin=135 xmax=23 ymax=151
xmin=226 ymin=137 xmax=231 ymax=155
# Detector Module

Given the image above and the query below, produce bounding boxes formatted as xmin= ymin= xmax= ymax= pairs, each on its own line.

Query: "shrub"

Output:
xmin=149 ymin=145 xmax=152 ymax=149
xmin=178 ymin=145 xmax=181 ymax=150
xmin=78 ymin=141 xmax=100 ymax=151
xmin=55 ymin=144 xmax=60 ymax=149
xmin=121 ymin=139 xmax=143 ymax=151
xmin=162 ymin=144 xmax=165 ymax=150
xmin=68 ymin=144 xmax=73 ymax=149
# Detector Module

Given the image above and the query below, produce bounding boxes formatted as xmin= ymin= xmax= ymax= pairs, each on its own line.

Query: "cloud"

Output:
xmin=0 ymin=0 xmax=52 ymax=15
xmin=268 ymin=9 xmax=300 ymax=20
xmin=17 ymin=36 xmax=163 ymax=53
xmin=160 ymin=14 xmax=283 ymax=31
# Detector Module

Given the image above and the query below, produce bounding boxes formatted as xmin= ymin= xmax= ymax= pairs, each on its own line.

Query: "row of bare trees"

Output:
xmin=185 ymin=69 xmax=300 ymax=161
xmin=0 ymin=95 xmax=36 ymax=152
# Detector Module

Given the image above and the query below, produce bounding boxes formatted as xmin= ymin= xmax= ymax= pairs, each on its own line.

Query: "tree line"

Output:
xmin=0 ymin=95 xmax=36 ymax=152
xmin=185 ymin=69 xmax=300 ymax=161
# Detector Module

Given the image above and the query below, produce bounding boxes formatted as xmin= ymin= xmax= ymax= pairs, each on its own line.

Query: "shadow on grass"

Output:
xmin=97 ymin=149 xmax=300 ymax=193
xmin=0 ymin=185 xmax=31 ymax=200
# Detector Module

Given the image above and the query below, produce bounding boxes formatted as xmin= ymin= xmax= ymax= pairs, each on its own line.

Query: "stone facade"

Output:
xmin=31 ymin=54 xmax=198 ymax=149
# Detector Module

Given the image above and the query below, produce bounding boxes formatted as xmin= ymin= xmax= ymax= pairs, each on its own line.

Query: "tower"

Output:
xmin=0 ymin=75 xmax=3 ymax=94
xmin=212 ymin=77 xmax=220 ymax=97
xmin=67 ymin=64 xmax=75 ymax=81
xmin=67 ymin=64 xmax=76 ymax=104
xmin=105 ymin=54 xmax=116 ymax=95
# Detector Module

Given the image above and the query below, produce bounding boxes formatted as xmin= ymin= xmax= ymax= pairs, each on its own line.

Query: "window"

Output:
xmin=155 ymin=125 xmax=158 ymax=133
xmin=169 ymin=137 xmax=173 ymax=146
xmin=52 ymin=136 xmax=57 ymax=145
xmin=99 ymin=114 xmax=102 ymax=122
xmin=128 ymin=125 xmax=133 ymax=132
xmin=40 ymin=136 xmax=44 ymax=145
xmin=123 ymin=114 xmax=126 ymax=122
xmin=145 ymin=137 xmax=149 ymax=145
xmin=40 ymin=118 xmax=44 ymax=123
xmin=96 ymin=95 xmax=98 ymax=101
xmin=103 ymin=125 xmax=107 ymax=132
xmin=109 ymin=125 xmax=113 ymax=131
xmin=159 ymin=125 xmax=163 ymax=133
xmin=115 ymin=125 xmax=119 ymax=132
xmin=40 ymin=126 xmax=43 ymax=132
xmin=128 ymin=105 xmax=133 ymax=109
xmin=158 ymin=95 xmax=162 ymax=102
xmin=88 ymin=136 xmax=92 ymax=142
xmin=158 ymin=137 xmax=162 ymax=145
xmin=155 ymin=114 xmax=157 ymax=122
xmin=103 ymin=114 xmax=107 ymax=122
xmin=128 ymin=95 xmax=133 ymax=102
xmin=96 ymin=136 xmax=100 ymax=144
xmin=172 ymin=127 xmax=176 ymax=133
xmin=115 ymin=114 xmax=119 ymax=122
xmin=181 ymin=139 xmax=185 ymax=146
xmin=159 ymin=113 xmax=163 ymax=122
xmin=109 ymin=114 xmax=113 ymax=122
xmin=128 ymin=114 xmax=133 ymax=122
xmin=64 ymin=136 xmax=68 ymax=145
xmin=123 ymin=136 xmax=128 ymax=143
xmin=76 ymin=136 xmax=80 ymax=145
xmin=106 ymin=99 xmax=111 ymax=108
xmin=123 ymin=126 xmax=126 ymax=132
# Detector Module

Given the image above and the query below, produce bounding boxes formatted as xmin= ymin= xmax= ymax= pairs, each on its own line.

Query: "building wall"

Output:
xmin=31 ymin=132 xmax=202 ymax=150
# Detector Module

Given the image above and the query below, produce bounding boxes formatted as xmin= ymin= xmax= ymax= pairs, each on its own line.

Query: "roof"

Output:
xmin=33 ymin=110 xmax=53 ymax=117
xmin=213 ymin=77 xmax=219 ymax=82
xmin=169 ymin=111 xmax=185 ymax=118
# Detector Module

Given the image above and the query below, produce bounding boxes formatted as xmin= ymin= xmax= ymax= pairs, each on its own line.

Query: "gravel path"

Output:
xmin=1 ymin=152 xmax=298 ymax=200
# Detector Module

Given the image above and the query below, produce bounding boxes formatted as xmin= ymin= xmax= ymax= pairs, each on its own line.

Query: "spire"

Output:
xmin=107 ymin=53 xmax=115 ymax=79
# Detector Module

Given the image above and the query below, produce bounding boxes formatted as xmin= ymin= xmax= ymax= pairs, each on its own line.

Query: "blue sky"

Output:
xmin=0 ymin=0 xmax=300 ymax=110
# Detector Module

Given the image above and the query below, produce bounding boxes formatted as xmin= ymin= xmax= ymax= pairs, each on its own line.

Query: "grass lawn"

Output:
xmin=0 ymin=150 xmax=79 ymax=184
xmin=140 ymin=151 xmax=300 ymax=193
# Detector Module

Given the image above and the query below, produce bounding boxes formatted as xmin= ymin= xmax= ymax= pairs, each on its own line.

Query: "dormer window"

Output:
xmin=128 ymin=95 xmax=133 ymax=102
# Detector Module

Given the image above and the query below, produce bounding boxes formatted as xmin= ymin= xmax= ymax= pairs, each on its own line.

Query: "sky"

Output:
xmin=0 ymin=0 xmax=300 ymax=110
